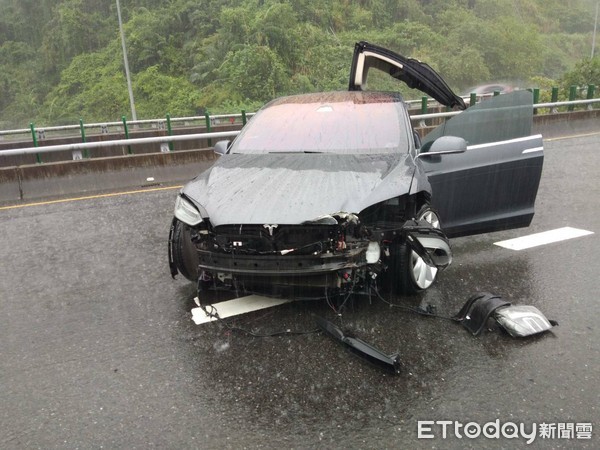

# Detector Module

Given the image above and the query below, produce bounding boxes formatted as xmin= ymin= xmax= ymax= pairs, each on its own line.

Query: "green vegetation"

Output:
xmin=0 ymin=0 xmax=599 ymax=128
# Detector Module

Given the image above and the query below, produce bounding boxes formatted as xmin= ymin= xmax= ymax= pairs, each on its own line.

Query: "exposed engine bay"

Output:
xmin=169 ymin=195 xmax=452 ymax=301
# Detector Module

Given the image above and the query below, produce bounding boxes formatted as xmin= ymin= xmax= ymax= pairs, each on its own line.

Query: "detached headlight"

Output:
xmin=174 ymin=195 xmax=204 ymax=226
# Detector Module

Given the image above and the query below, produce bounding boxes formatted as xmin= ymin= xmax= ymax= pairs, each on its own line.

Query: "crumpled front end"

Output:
xmin=189 ymin=210 xmax=452 ymax=299
xmin=193 ymin=213 xmax=376 ymax=298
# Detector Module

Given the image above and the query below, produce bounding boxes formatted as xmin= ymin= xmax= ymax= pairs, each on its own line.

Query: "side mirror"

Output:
xmin=213 ymin=140 xmax=231 ymax=155
xmin=417 ymin=136 xmax=467 ymax=159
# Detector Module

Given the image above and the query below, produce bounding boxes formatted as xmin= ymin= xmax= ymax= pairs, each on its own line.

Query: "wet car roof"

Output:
xmin=267 ymin=90 xmax=405 ymax=106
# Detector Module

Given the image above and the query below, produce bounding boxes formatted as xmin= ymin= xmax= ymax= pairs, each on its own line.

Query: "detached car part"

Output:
xmin=494 ymin=305 xmax=558 ymax=338
xmin=454 ymin=292 xmax=557 ymax=338
xmin=315 ymin=316 xmax=401 ymax=374
xmin=453 ymin=292 xmax=512 ymax=336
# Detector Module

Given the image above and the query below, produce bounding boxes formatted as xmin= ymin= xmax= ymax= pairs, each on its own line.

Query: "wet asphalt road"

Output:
xmin=1 ymin=133 xmax=599 ymax=449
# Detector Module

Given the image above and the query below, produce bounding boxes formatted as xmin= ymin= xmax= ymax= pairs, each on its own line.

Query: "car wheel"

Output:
xmin=172 ymin=219 xmax=199 ymax=282
xmin=388 ymin=206 xmax=441 ymax=295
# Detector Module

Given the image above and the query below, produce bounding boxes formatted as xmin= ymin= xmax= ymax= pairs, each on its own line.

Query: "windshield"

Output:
xmin=231 ymin=92 xmax=411 ymax=155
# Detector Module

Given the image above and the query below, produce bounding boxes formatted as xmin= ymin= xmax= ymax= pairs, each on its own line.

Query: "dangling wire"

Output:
xmin=371 ymin=281 xmax=456 ymax=322
xmin=198 ymin=302 xmax=321 ymax=338
xmin=324 ymin=274 xmax=359 ymax=316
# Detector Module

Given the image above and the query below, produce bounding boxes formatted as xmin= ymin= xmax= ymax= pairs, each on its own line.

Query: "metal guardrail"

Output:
xmin=0 ymin=98 xmax=598 ymax=159
xmin=0 ymin=100 xmax=488 ymax=139
xmin=0 ymin=112 xmax=256 ymax=139
xmin=0 ymin=131 xmax=241 ymax=157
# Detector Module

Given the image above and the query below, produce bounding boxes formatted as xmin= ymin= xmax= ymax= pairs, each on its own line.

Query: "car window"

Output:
xmin=231 ymin=97 xmax=410 ymax=155
xmin=421 ymin=90 xmax=534 ymax=147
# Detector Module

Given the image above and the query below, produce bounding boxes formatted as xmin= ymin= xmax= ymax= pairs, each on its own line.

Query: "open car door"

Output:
xmin=418 ymin=91 xmax=543 ymax=237
xmin=348 ymin=41 xmax=543 ymax=238
xmin=349 ymin=41 xmax=466 ymax=110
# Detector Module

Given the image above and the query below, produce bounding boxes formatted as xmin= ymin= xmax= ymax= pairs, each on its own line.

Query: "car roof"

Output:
xmin=266 ymin=90 xmax=405 ymax=107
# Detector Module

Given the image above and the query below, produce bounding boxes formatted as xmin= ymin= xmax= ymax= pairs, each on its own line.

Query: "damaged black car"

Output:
xmin=168 ymin=42 xmax=544 ymax=300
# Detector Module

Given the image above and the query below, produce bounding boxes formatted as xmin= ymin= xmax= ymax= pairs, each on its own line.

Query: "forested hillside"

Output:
xmin=1 ymin=0 xmax=599 ymax=128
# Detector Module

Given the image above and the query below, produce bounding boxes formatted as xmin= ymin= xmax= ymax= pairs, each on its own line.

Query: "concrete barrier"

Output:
xmin=532 ymin=109 xmax=600 ymax=138
xmin=0 ymin=149 xmax=217 ymax=204
xmin=0 ymin=167 xmax=21 ymax=203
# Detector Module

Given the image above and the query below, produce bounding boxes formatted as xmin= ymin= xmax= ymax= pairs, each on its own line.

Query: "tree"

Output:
xmin=0 ymin=41 xmax=42 ymax=127
xmin=475 ymin=16 xmax=544 ymax=82
xmin=560 ymin=57 xmax=600 ymax=95
xmin=41 ymin=0 xmax=114 ymax=72
xmin=1 ymin=0 xmax=598 ymax=127
xmin=133 ymin=66 xmax=201 ymax=117
xmin=217 ymin=44 xmax=290 ymax=102
xmin=42 ymin=46 xmax=128 ymax=123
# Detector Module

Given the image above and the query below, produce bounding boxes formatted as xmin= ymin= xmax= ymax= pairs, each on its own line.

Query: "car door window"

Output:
xmin=421 ymin=90 xmax=534 ymax=147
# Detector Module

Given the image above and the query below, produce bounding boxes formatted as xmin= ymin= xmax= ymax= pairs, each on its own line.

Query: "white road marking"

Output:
xmin=494 ymin=227 xmax=594 ymax=251
xmin=191 ymin=295 xmax=290 ymax=325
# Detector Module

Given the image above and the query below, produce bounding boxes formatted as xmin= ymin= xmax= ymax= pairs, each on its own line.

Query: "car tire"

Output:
xmin=389 ymin=206 xmax=441 ymax=295
xmin=172 ymin=219 xmax=199 ymax=282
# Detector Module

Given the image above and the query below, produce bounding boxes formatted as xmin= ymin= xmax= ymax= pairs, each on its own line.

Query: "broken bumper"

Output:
xmin=197 ymin=245 xmax=370 ymax=291
xmin=194 ymin=220 xmax=452 ymax=293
